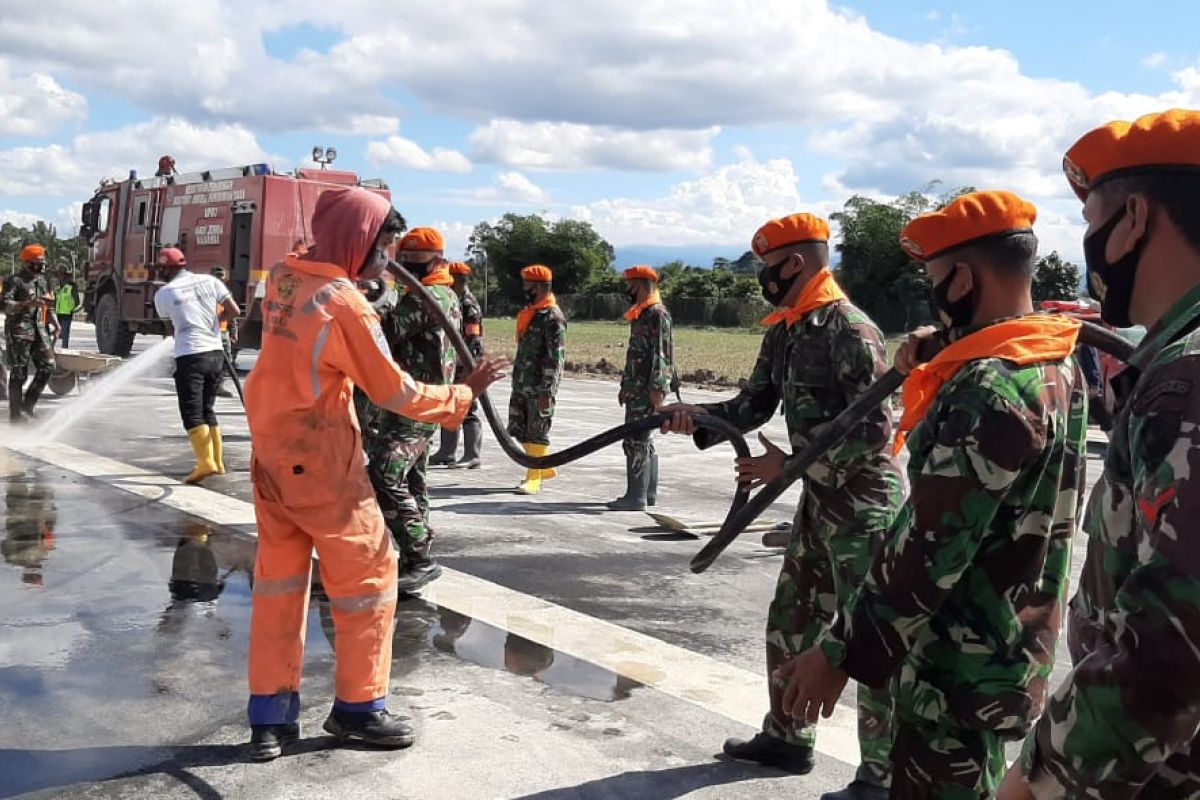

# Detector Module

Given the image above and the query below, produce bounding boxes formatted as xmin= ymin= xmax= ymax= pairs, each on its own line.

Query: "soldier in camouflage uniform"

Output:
xmin=363 ymin=228 xmax=461 ymax=594
xmin=3 ymin=244 xmax=59 ymax=422
xmin=778 ymin=192 xmax=1088 ymax=800
xmin=430 ymin=261 xmax=486 ymax=469
xmin=509 ymin=264 xmax=566 ymax=495
xmin=661 ymin=213 xmax=903 ymax=799
xmin=1006 ymin=111 xmax=1200 ymax=800
xmin=608 ymin=264 xmax=676 ymax=511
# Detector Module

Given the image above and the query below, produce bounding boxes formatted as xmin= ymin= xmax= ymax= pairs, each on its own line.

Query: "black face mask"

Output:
xmin=758 ymin=257 xmax=800 ymax=306
xmin=524 ymin=287 xmax=539 ymax=303
xmin=1083 ymin=206 xmax=1145 ymax=328
xmin=929 ymin=265 xmax=977 ymax=329
xmin=626 ymin=288 xmax=639 ymax=305
xmin=400 ymin=259 xmax=432 ymax=279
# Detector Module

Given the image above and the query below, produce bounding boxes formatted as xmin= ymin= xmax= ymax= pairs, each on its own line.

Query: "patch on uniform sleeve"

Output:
xmin=1132 ymin=379 xmax=1192 ymax=415
xmin=1138 ymin=485 xmax=1178 ymax=525
xmin=369 ymin=320 xmax=392 ymax=359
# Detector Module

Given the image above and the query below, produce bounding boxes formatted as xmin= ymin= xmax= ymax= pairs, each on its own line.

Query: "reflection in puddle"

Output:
xmin=312 ymin=590 xmax=642 ymax=703
xmin=1 ymin=466 xmax=57 ymax=588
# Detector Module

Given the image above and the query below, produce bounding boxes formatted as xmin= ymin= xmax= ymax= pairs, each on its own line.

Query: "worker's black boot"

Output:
xmin=820 ymin=781 xmax=890 ymax=800
xmin=429 ymin=427 xmax=459 ymax=466
xmin=396 ymin=554 xmax=443 ymax=594
xmin=722 ymin=733 xmax=815 ymax=774
xmin=323 ymin=708 xmax=415 ymax=748
xmin=607 ymin=449 xmax=649 ymax=511
xmin=646 ymin=451 xmax=660 ymax=507
xmin=248 ymin=723 xmax=299 ymax=762
xmin=451 ymin=419 xmax=483 ymax=469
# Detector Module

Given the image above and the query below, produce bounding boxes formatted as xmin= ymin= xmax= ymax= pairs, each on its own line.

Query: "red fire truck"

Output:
xmin=79 ymin=157 xmax=390 ymax=356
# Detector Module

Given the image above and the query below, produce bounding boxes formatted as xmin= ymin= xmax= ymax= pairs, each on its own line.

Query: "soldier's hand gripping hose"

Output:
xmin=687 ymin=321 xmax=1136 ymax=573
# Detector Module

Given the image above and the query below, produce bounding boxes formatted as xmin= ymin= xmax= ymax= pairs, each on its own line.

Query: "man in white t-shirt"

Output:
xmin=153 ymin=247 xmax=240 ymax=484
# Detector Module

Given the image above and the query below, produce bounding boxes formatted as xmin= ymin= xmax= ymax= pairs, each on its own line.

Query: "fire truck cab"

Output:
xmin=79 ymin=158 xmax=390 ymax=356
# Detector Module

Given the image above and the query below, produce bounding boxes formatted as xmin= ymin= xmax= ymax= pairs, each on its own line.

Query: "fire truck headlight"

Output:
xmin=312 ymin=146 xmax=324 ymax=163
xmin=326 ymin=148 xmax=337 ymax=163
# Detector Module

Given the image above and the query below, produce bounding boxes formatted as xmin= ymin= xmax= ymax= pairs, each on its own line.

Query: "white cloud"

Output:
xmin=366 ymin=136 xmax=472 ymax=173
xmin=0 ymin=117 xmax=269 ymax=197
xmin=469 ymin=120 xmax=717 ymax=172
xmin=473 ymin=171 xmax=550 ymax=204
xmin=578 ymin=156 xmax=812 ymax=246
xmin=0 ymin=209 xmax=43 ymax=228
xmin=1143 ymin=52 xmax=1169 ymax=68
xmin=0 ymin=59 xmax=87 ymax=136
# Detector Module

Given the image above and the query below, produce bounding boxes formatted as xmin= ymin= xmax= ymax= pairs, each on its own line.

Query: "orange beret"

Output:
xmin=19 ymin=244 xmax=46 ymax=262
xmin=399 ymin=227 xmax=444 ymax=255
xmin=751 ymin=213 xmax=830 ymax=257
xmin=899 ymin=190 xmax=1037 ymax=261
xmin=448 ymin=261 xmax=472 ymax=275
xmin=623 ymin=265 xmax=659 ymax=282
xmin=521 ymin=264 xmax=553 ymax=283
xmin=1064 ymin=109 xmax=1200 ymax=201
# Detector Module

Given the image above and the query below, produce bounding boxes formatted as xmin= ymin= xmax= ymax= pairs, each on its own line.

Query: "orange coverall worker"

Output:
xmin=244 ymin=187 xmax=471 ymax=725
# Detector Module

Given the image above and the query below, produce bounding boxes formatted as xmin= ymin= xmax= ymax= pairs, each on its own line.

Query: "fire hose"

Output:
xmin=389 ymin=261 xmax=1135 ymax=574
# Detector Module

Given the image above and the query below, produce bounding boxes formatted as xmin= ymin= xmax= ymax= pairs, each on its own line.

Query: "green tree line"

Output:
xmin=0 ymin=220 xmax=88 ymax=278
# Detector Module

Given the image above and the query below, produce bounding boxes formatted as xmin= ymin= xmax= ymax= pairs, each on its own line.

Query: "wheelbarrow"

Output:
xmin=48 ymin=349 xmax=123 ymax=395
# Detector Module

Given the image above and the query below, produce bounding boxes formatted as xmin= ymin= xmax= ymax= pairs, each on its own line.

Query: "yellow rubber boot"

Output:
xmin=185 ymin=425 xmax=219 ymax=485
xmin=210 ymin=425 xmax=226 ymax=475
xmin=516 ymin=442 xmax=542 ymax=495
xmin=528 ymin=443 xmax=557 ymax=481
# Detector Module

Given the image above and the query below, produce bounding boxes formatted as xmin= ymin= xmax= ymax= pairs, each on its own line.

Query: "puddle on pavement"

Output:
xmin=312 ymin=590 xmax=644 ymax=703
xmin=0 ymin=456 xmax=641 ymax=708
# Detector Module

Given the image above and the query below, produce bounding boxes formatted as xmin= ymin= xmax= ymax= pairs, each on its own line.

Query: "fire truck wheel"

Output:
xmin=48 ymin=370 xmax=78 ymax=396
xmin=95 ymin=292 xmax=135 ymax=357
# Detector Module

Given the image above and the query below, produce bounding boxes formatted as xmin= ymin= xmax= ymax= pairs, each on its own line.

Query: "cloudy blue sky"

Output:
xmin=1 ymin=0 xmax=1198 ymax=263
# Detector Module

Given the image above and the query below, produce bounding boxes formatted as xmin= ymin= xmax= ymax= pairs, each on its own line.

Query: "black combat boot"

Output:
xmin=450 ymin=418 xmax=483 ymax=469
xmin=820 ymin=781 xmax=889 ymax=800
xmin=396 ymin=554 xmax=443 ymax=594
xmin=248 ymin=722 xmax=299 ymax=762
xmin=323 ymin=708 xmax=416 ymax=748
xmin=722 ymin=732 xmax=815 ymax=774
xmin=9 ymin=377 xmax=27 ymax=423
xmin=429 ymin=427 xmax=459 ymax=466
xmin=607 ymin=451 xmax=649 ymax=511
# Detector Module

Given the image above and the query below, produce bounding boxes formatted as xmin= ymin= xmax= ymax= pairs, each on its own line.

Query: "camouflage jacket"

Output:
xmin=821 ymin=329 xmax=1088 ymax=736
xmin=2 ymin=270 xmax=52 ymax=342
xmin=695 ymin=300 xmax=900 ymax=497
xmin=1021 ymin=284 xmax=1200 ymax=797
xmin=619 ymin=303 xmax=676 ymax=408
xmin=369 ymin=283 xmax=461 ymax=439
xmin=512 ymin=306 xmax=566 ymax=398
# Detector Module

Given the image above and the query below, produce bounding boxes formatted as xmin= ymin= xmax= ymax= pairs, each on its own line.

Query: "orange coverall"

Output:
xmin=244 ymin=188 xmax=471 ymax=724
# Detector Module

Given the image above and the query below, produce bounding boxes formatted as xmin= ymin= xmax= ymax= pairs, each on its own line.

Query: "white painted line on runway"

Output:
xmin=7 ymin=440 xmax=863 ymax=768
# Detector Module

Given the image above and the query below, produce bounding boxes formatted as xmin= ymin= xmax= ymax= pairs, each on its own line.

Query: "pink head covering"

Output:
xmin=305 ymin=187 xmax=391 ymax=280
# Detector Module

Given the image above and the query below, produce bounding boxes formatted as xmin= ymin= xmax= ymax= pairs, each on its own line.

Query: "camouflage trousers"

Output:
xmin=5 ymin=333 xmax=54 ymax=415
xmin=622 ymin=401 xmax=655 ymax=477
xmin=890 ymin=720 xmax=1008 ymax=800
xmin=764 ymin=484 xmax=898 ymax=788
xmin=366 ymin=432 xmax=433 ymax=566
xmin=507 ymin=391 xmax=554 ymax=445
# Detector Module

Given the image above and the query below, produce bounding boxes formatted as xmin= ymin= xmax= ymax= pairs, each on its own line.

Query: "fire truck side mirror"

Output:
xmin=80 ymin=200 xmax=99 ymax=240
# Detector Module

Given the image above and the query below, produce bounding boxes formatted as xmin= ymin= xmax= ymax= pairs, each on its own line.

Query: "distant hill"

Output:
xmin=612 ymin=244 xmax=745 ymax=269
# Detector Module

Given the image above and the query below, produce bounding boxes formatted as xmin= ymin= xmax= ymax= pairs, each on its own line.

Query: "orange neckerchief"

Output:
xmin=422 ymin=263 xmax=454 ymax=287
xmin=760 ymin=268 xmax=847 ymax=327
xmin=516 ymin=292 xmax=558 ymax=341
xmin=893 ymin=315 xmax=1082 ymax=455
xmin=625 ymin=287 xmax=663 ymax=322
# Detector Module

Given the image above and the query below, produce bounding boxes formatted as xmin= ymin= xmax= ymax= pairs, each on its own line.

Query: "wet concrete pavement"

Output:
xmin=0 ymin=322 xmax=1108 ymax=799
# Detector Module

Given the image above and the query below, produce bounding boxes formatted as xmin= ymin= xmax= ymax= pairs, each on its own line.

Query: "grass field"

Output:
xmin=483 ymin=318 xmax=905 ymax=387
